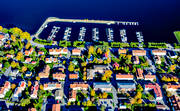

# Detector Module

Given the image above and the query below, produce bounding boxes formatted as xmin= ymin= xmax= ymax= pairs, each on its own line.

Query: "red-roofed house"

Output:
xmin=43 ymin=83 xmax=61 ymax=90
xmin=45 ymin=57 xmax=57 ymax=63
xmin=136 ymin=68 xmax=144 ymax=79
xmin=144 ymin=73 xmax=156 ymax=81
xmin=38 ymin=65 xmax=50 ymax=78
xmin=151 ymin=50 xmax=166 ymax=56
xmin=118 ymin=49 xmax=127 ymax=55
xmin=69 ymin=74 xmax=79 ymax=79
xmin=53 ymin=72 xmax=66 ymax=80
xmin=116 ymin=73 xmax=134 ymax=80
xmin=69 ymin=90 xmax=77 ymax=102
xmin=70 ymin=83 xmax=89 ymax=90
xmin=6 ymin=54 xmax=14 ymax=58
xmin=72 ymin=48 xmax=81 ymax=56
xmin=30 ymin=81 xmax=39 ymax=99
xmin=25 ymin=58 xmax=32 ymax=63
xmin=166 ymin=83 xmax=180 ymax=92
xmin=144 ymin=83 xmax=163 ymax=100
xmin=0 ymin=81 xmax=11 ymax=98
xmin=24 ymin=48 xmax=34 ymax=56
xmin=132 ymin=50 xmax=146 ymax=56
xmin=52 ymin=104 xmax=61 ymax=111
xmin=38 ymin=51 xmax=44 ymax=56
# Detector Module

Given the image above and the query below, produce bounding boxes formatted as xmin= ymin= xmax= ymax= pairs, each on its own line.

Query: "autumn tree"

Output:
xmin=16 ymin=52 xmax=23 ymax=61
xmin=0 ymin=26 xmax=3 ymax=31
xmin=11 ymin=35 xmax=16 ymax=41
xmin=11 ymin=84 xmax=16 ymax=90
xmin=11 ymin=61 xmax=17 ymax=68
xmin=88 ymin=46 xmax=94 ymax=58
xmin=28 ymin=81 xmax=32 ymax=87
xmin=20 ymin=32 xmax=31 ymax=40
xmin=40 ymin=85 xmax=44 ymax=90
xmin=97 ymin=48 xmax=102 ymax=55
xmin=36 ymin=77 xmax=40 ymax=81
xmin=86 ymin=100 xmax=92 ymax=106
xmin=21 ymin=66 xmax=27 ymax=73
xmin=130 ymin=98 xmax=136 ymax=104
xmin=25 ymin=42 xmax=31 ymax=49
xmin=102 ymin=92 xmax=108 ymax=99
xmin=137 ymin=98 xmax=142 ymax=104
xmin=91 ymin=89 xmax=95 ymax=96
xmin=9 ymin=27 xmax=23 ymax=36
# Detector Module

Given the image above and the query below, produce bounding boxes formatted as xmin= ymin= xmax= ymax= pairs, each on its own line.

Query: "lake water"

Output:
xmin=0 ymin=0 xmax=180 ymax=43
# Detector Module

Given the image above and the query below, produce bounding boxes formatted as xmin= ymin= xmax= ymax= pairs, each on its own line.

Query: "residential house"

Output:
xmin=113 ymin=62 xmax=119 ymax=69
xmin=117 ymin=80 xmax=136 ymax=92
xmin=133 ymin=56 xmax=139 ymax=64
xmin=116 ymin=73 xmax=134 ymax=80
xmin=25 ymin=71 xmax=32 ymax=77
xmin=132 ymin=50 xmax=146 ymax=56
xmin=69 ymin=90 xmax=77 ymax=102
xmin=144 ymin=83 xmax=163 ymax=100
xmin=6 ymin=54 xmax=14 ymax=58
xmin=154 ymin=55 xmax=161 ymax=64
xmin=168 ymin=51 xmax=177 ymax=58
xmin=144 ymin=73 xmax=156 ymax=81
xmin=11 ymin=69 xmax=19 ymax=77
xmin=38 ymin=51 xmax=44 ymax=56
xmin=38 ymin=65 xmax=50 ymax=78
xmin=87 ymin=65 xmax=109 ymax=80
xmin=151 ymin=50 xmax=166 ymax=56
xmin=24 ymin=48 xmax=34 ymax=56
xmin=70 ymin=82 xmax=89 ymax=90
xmin=0 ymin=81 xmax=11 ymax=98
xmin=30 ymin=81 xmax=39 ymax=99
xmin=43 ymin=83 xmax=61 ymax=90
xmin=13 ymin=81 xmax=26 ymax=99
xmin=93 ymin=82 xmax=113 ymax=92
xmin=52 ymin=104 xmax=61 ymax=111
xmin=45 ymin=57 xmax=57 ymax=63
xmin=58 ymin=67 xmax=65 ymax=73
xmin=69 ymin=73 xmax=79 ymax=79
xmin=169 ymin=95 xmax=180 ymax=111
xmin=53 ymin=72 xmax=66 ymax=80
xmin=136 ymin=68 xmax=144 ymax=79
xmin=28 ymin=108 xmax=37 ymax=111
xmin=0 ymin=33 xmax=8 ymax=46
xmin=31 ymin=61 xmax=36 ymax=64
xmin=25 ymin=58 xmax=32 ymax=63
xmin=49 ymin=48 xmax=68 ymax=55
xmin=0 ymin=63 xmax=2 ymax=70
xmin=118 ymin=49 xmax=127 ymax=55
xmin=55 ymin=90 xmax=64 ymax=100
xmin=72 ymin=48 xmax=81 ymax=56
xmin=166 ymin=83 xmax=180 ymax=92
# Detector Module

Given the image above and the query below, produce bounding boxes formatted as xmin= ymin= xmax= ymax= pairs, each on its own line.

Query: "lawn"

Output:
xmin=174 ymin=31 xmax=180 ymax=43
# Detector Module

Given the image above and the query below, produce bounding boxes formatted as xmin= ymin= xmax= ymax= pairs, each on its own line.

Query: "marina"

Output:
xmin=34 ymin=17 xmax=139 ymax=38
xmin=47 ymin=26 xmax=60 ymax=41
xmin=63 ymin=27 xmax=72 ymax=41
xmin=120 ymin=29 xmax=127 ymax=43
xmin=106 ymin=28 xmax=114 ymax=42
xmin=78 ymin=27 xmax=86 ymax=41
xmin=92 ymin=28 xmax=99 ymax=42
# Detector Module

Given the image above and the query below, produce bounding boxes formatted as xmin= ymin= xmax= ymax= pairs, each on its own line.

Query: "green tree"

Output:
xmin=68 ymin=64 xmax=74 ymax=72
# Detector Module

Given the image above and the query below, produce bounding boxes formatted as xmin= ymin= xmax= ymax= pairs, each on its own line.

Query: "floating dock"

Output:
xmin=34 ymin=17 xmax=139 ymax=38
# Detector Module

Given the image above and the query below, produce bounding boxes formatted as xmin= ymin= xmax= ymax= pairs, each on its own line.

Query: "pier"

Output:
xmin=34 ymin=17 xmax=139 ymax=38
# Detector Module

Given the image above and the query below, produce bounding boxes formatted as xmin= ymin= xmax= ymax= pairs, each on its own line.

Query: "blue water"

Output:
xmin=0 ymin=0 xmax=180 ymax=42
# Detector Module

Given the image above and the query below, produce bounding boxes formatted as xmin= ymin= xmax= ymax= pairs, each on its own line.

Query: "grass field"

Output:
xmin=174 ymin=31 xmax=180 ymax=43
